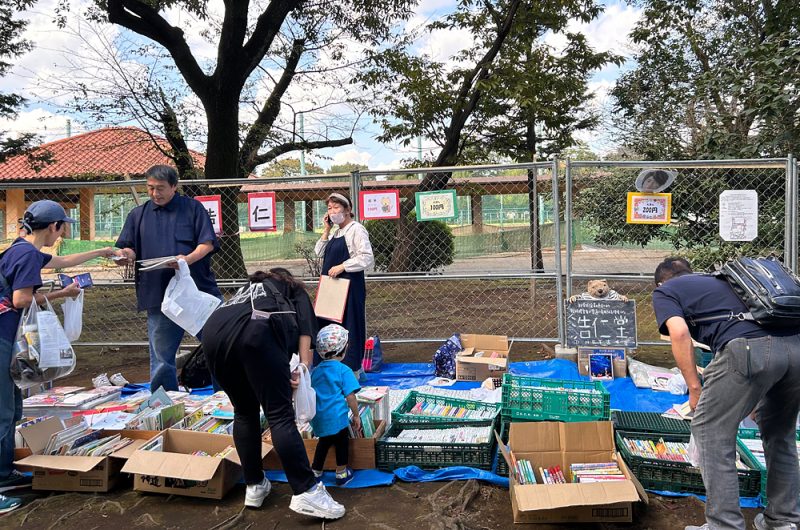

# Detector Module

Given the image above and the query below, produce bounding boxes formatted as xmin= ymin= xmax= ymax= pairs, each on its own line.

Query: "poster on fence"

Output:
xmin=566 ymin=300 xmax=637 ymax=348
xmin=719 ymin=190 xmax=758 ymax=241
xmin=247 ymin=192 xmax=277 ymax=231
xmin=359 ymin=189 xmax=400 ymax=220
xmin=415 ymin=190 xmax=458 ymax=221
xmin=195 ymin=195 xmax=222 ymax=235
xmin=626 ymin=192 xmax=671 ymax=224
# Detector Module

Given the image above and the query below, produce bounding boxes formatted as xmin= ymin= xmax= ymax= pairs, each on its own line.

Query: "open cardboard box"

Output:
xmin=455 ymin=334 xmax=511 ymax=381
xmin=15 ymin=417 xmax=157 ymax=492
xmin=121 ymin=429 xmax=272 ymax=500
xmin=263 ymin=420 xmax=385 ymax=470
xmin=499 ymin=421 xmax=647 ymax=524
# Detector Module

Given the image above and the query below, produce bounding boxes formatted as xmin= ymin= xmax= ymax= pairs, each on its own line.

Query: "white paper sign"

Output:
xmin=195 ymin=195 xmax=222 ymax=235
xmin=247 ymin=192 xmax=277 ymax=231
xmin=719 ymin=190 xmax=758 ymax=241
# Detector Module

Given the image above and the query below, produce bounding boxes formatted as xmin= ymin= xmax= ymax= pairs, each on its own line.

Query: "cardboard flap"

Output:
xmin=514 ymin=481 xmax=640 ymax=511
xmin=455 ymin=355 xmax=508 ymax=367
xmin=495 ymin=430 xmax=514 ymax=476
xmin=122 ymin=451 xmax=223 ymax=482
xmin=562 ymin=422 xmax=615 ymax=452
xmin=17 ymin=454 xmax=104 ymax=473
xmin=19 ymin=417 xmax=64 ymax=455
xmin=617 ymin=453 xmax=649 ymax=504
xmin=461 ymin=334 xmax=509 ymax=352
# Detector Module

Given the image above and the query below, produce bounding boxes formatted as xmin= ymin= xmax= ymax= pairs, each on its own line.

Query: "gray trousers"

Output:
xmin=692 ymin=334 xmax=800 ymax=529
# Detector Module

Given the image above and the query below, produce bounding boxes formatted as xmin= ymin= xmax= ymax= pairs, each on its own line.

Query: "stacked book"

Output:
xmin=42 ymin=419 xmax=134 ymax=456
xmin=348 ymin=405 xmax=375 ymax=438
xmin=570 ymin=462 xmax=627 ymax=483
xmin=125 ymin=403 xmax=185 ymax=431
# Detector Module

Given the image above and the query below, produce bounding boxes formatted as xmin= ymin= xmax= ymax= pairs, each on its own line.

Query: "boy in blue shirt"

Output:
xmin=310 ymin=324 xmax=361 ymax=486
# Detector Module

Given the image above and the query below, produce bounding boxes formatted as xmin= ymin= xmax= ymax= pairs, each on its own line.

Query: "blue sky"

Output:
xmin=4 ymin=0 xmax=641 ymax=171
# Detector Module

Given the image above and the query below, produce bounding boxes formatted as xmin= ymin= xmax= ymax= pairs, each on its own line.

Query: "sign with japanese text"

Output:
xmin=195 ymin=195 xmax=222 ymax=235
xmin=719 ymin=190 xmax=758 ymax=241
xmin=415 ymin=189 xmax=458 ymax=221
xmin=359 ymin=189 xmax=400 ymax=220
xmin=566 ymin=300 xmax=637 ymax=348
xmin=247 ymin=192 xmax=277 ymax=231
xmin=626 ymin=192 xmax=671 ymax=224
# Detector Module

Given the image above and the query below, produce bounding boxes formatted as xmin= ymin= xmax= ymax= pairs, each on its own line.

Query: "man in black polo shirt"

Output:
xmin=652 ymin=258 xmax=799 ymax=530
xmin=115 ymin=165 xmax=221 ymax=392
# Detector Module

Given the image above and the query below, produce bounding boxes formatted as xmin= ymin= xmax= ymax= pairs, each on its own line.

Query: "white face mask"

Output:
xmin=330 ymin=212 xmax=346 ymax=224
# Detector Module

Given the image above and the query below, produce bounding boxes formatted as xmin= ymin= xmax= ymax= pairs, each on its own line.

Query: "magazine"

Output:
xmin=137 ymin=256 xmax=179 ymax=272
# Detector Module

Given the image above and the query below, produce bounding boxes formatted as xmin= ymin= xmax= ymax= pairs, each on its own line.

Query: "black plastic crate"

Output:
xmin=376 ymin=423 xmax=496 ymax=472
xmin=611 ymin=411 xmax=691 ymax=435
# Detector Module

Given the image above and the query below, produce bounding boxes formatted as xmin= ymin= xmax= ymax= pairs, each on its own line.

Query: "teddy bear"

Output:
xmin=568 ymin=279 xmax=629 ymax=303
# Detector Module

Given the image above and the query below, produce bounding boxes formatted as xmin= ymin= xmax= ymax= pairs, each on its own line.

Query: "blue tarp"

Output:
xmin=394 ymin=465 xmax=509 ymax=487
xmin=264 ymin=469 xmax=395 ymax=489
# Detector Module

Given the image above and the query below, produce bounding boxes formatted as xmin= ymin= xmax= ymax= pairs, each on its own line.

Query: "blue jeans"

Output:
xmin=147 ymin=308 xmax=185 ymax=392
xmin=0 ymin=337 xmax=22 ymax=479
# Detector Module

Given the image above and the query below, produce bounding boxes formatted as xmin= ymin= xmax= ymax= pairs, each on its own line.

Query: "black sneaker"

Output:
xmin=0 ymin=470 xmax=32 ymax=492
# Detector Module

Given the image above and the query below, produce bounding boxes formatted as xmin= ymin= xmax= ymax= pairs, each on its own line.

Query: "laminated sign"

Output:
xmin=195 ymin=195 xmax=222 ymax=235
xmin=247 ymin=192 xmax=277 ymax=231
xmin=719 ymin=190 xmax=758 ymax=241
xmin=415 ymin=190 xmax=457 ymax=221
xmin=626 ymin=192 xmax=671 ymax=224
xmin=359 ymin=190 xmax=400 ymax=220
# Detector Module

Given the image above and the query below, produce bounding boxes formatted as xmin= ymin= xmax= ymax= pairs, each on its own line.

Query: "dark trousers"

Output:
xmin=312 ymin=427 xmax=350 ymax=470
xmin=204 ymin=318 xmax=316 ymax=495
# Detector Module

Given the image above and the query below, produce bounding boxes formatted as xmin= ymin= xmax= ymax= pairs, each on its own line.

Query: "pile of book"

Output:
xmin=570 ymin=462 xmax=627 ymax=483
xmin=407 ymin=400 xmax=495 ymax=420
xmin=188 ymin=415 xmax=233 ymax=435
xmin=126 ymin=402 xmax=185 ymax=431
xmin=348 ymin=405 xmax=375 ymax=438
xmin=386 ymin=425 xmax=492 ymax=444
xmin=23 ymin=386 xmax=121 ymax=410
xmin=513 ymin=459 xmax=538 ymax=485
xmin=621 ymin=436 xmax=690 ymax=463
xmin=740 ymin=438 xmax=800 ymax=469
xmin=190 ymin=445 xmax=235 ymax=458
xmin=357 ymin=386 xmax=390 ymax=424
xmin=42 ymin=419 xmax=134 ymax=456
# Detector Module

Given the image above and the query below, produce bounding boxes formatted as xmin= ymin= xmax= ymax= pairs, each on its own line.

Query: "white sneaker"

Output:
xmin=685 ymin=525 xmax=709 ymax=530
xmin=109 ymin=373 xmax=130 ymax=387
xmin=92 ymin=373 xmax=111 ymax=388
xmin=289 ymin=482 xmax=345 ymax=519
xmin=244 ymin=477 xmax=271 ymax=508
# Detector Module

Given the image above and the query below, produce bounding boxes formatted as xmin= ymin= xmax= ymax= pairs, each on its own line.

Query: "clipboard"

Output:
xmin=314 ymin=275 xmax=351 ymax=323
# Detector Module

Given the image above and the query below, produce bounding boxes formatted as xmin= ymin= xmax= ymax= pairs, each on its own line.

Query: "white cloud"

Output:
xmin=0 ymin=108 xmax=81 ymax=144
xmin=332 ymin=149 xmax=373 ymax=167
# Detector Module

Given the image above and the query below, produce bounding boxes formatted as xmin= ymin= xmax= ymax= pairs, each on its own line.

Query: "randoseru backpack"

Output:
xmin=691 ymin=256 xmax=800 ymax=328
xmin=179 ymin=344 xmax=212 ymax=389
xmin=433 ymin=334 xmax=462 ymax=379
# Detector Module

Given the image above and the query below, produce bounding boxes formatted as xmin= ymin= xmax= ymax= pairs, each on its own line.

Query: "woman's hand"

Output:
xmin=322 ymin=214 xmax=332 ymax=236
xmin=328 ymin=264 xmax=346 ymax=278
xmin=60 ymin=282 xmax=81 ymax=300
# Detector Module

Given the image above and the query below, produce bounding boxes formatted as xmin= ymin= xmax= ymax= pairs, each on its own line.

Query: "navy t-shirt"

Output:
xmin=116 ymin=194 xmax=221 ymax=311
xmin=0 ymin=239 xmax=52 ymax=345
xmin=652 ymin=273 xmax=773 ymax=353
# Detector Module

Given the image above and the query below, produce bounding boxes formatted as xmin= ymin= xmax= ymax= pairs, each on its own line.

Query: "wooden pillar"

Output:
xmin=5 ymin=189 xmax=24 ymax=239
xmin=471 ymin=194 xmax=483 ymax=234
xmin=304 ymin=199 xmax=314 ymax=232
xmin=283 ymin=198 xmax=296 ymax=233
xmin=79 ymin=189 xmax=96 ymax=240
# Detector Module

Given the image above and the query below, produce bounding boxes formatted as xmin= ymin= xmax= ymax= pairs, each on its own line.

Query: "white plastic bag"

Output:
xmin=667 ymin=373 xmax=688 ymax=395
xmin=294 ymin=363 xmax=316 ymax=423
xmin=687 ymin=434 xmax=701 ymax=468
xmin=62 ymin=289 xmax=84 ymax=342
xmin=161 ymin=259 xmax=221 ymax=336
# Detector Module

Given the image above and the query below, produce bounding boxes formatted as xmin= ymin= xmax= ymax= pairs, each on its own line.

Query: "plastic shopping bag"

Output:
xmin=161 ymin=259 xmax=221 ymax=337
xmin=62 ymin=289 xmax=84 ymax=342
xmin=294 ymin=363 xmax=316 ymax=423
xmin=687 ymin=434 xmax=701 ymax=468
xmin=11 ymin=299 xmax=76 ymax=388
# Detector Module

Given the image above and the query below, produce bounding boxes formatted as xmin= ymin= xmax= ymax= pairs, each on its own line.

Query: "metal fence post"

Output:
xmin=786 ymin=155 xmax=793 ymax=268
xmin=790 ymin=154 xmax=798 ymax=272
xmin=564 ymin=158 xmax=573 ymax=302
xmin=551 ymin=157 xmax=566 ymax=346
xmin=350 ymin=170 xmax=361 ymax=221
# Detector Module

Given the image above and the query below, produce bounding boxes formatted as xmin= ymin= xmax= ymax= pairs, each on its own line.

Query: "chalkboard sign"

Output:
xmin=566 ymin=300 xmax=637 ymax=348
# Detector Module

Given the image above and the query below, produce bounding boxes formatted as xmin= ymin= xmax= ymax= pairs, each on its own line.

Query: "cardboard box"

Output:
xmin=263 ymin=420 xmax=385 ymax=471
xmin=500 ymin=421 xmax=647 ymax=524
xmin=15 ymin=418 xmax=156 ymax=493
xmin=456 ymin=334 xmax=511 ymax=381
xmin=121 ymin=429 xmax=271 ymax=500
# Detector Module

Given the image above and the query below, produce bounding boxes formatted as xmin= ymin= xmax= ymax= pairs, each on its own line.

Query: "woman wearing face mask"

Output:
xmin=314 ymin=193 xmax=374 ymax=371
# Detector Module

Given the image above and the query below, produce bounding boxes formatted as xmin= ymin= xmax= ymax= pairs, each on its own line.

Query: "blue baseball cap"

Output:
xmin=25 ymin=200 xmax=77 ymax=224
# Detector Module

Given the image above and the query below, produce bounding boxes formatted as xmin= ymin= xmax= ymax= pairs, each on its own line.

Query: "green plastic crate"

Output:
xmin=376 ymin=423 xmax=496 ymax=472
xmin=694 ymin=347 xmax=713 ymax=368
xmin=737 ymin=428 xmax=800 ymax=504
xmin=616 ymin=430 xmax=760 ymax=497
xmin=501 ymin=374 xmax=610 ymax=422
xmin=495 ymin=420 xmax=509 ymax=476
xmin=392 ymin=391 xmax=500 ymax=427
xmin=611 ymin=411 xmax=691 ymax=435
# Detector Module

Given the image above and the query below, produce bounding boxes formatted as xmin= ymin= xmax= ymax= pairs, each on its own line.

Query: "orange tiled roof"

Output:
xmin=0 ymin=127 xmax=205 ymax=181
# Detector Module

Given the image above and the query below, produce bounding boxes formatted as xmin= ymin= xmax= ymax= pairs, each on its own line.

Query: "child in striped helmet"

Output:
xmin=310 ymin=324 xmax=361 ymax=485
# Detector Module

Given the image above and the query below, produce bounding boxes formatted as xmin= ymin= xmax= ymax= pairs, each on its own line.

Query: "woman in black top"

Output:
xmin=201 ymin=268 xmax=345 ymax=519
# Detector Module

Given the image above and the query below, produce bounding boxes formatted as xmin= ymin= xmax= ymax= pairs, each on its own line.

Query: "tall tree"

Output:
xmin=75 ymin=0 xmax=414 ymax=276
xmin=260 ymin=157 xmax=324 ymax=177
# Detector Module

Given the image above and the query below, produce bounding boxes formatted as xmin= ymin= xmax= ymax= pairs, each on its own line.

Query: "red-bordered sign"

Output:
xmin=247 ymin=192 xmax=277 ymax=231
xmin=195 ymin=195 xmax=222 ymax=234
xmin=359 ymin=189 xmax=401 ymax=220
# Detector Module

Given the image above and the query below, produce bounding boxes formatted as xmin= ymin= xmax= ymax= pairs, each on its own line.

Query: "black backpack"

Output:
xmin=179 ymin=344 xmax=212 ymax=389
xmin=691 ymin=256 xmax=800 ymax=328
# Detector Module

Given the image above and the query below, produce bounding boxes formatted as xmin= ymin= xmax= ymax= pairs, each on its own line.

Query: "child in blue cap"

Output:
xmin=310 ymin=324 xmax=361 ymax=485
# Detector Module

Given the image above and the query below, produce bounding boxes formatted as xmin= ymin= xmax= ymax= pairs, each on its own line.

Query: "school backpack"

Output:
xmin=433 ymin=334 xmax=462 ymax=379
xmin=179 ymin=344 xmax=212 ymax=390
xmin=694 ymin=256 xmax=800 ymax=328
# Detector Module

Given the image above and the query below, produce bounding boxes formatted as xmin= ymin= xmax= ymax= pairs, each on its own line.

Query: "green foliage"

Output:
xmin=328 ymin=162 xmax=369 ymax=174
xmin=259 ymin=158 xmax=325 ymax=177
xmin=366 ymin=213 xmax=455 ymax=272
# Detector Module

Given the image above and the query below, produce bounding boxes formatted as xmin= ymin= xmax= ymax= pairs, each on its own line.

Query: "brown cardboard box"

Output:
xmin=455 ymin=334 xmax=511 ymax=381
xmin=262 ymin=420 xmax=385 ymax=470
xmin=15 ymin=420 xmax=157 ymax=493
xmin=121 ymin=429 xmax=272 ymax=500
xmin=500 ymin=421 xmax=647 ymax=524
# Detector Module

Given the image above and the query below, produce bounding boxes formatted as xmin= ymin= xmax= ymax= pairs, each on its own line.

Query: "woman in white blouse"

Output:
xmin=314 ymin=193 xmax=374 ymax=371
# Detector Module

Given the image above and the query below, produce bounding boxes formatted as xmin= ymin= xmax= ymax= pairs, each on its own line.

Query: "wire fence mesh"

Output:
xmin=0 ymin=157 xmax=793 ymax=349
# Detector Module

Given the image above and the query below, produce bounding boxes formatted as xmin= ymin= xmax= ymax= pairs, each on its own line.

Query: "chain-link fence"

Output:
xmin=0 ymin=157 xmax=795 ymax=349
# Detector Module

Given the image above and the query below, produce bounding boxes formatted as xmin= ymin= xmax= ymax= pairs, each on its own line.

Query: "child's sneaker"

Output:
xmin=335 ymin=467 xmax=353 ymax=486
xmin=312 ymin=469 xmax=323 ymax=479
xmin=0 ymin=494 xmax=22 ymax=514
xmin=92 ymin=373 xmax=111 ymax=388
xmin=109 ymin=373 xmax=130 ymax=387
xmin=289 ymin=482 xmax=345 ymax=519
xmin=244 ymin=477 xmax=271 ymax=508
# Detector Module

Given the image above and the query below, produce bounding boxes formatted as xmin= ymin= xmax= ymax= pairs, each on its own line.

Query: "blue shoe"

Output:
xmin=335 ymin=467 xmax=353 ymax=486
xmin=0 ymin=494 xmax=22 ymax=514
xmin=0 ymin=470 xmax=32 ymax=492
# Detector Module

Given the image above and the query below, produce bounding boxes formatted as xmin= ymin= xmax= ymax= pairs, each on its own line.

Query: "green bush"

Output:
xmin=365 ymin=213 xmax=455 ymax=272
